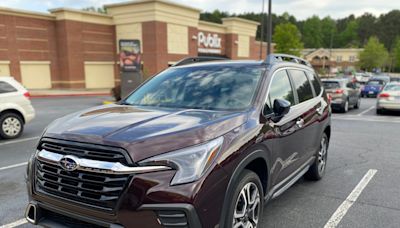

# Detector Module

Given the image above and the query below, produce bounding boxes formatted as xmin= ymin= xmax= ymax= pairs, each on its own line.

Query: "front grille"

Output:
xmin=40 ymin=138 xmax=131 ymax=165
xmin=34 ymin=139 xmax=132 ymax=211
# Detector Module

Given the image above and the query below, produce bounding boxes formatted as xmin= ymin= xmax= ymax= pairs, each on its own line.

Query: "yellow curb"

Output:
xmin=103 ymin=100 xmax=115 ymax=105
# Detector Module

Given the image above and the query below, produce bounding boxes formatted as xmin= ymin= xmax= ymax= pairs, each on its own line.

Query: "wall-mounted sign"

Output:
xmin=198 ymin=32 xmax=222 ymax=54
xmin=119 ymin=39 xmax=141 ymax=72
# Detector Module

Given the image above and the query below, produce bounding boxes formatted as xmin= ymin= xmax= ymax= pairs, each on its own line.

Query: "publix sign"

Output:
xmin=198 ymin=32 xmax=222 ymax=54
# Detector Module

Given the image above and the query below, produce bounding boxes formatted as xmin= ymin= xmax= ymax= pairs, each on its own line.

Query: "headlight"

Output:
xmin=139 ymin=137 xmax=224 ymax=185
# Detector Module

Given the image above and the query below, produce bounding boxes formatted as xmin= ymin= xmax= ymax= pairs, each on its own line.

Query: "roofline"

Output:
xmin=104 ymin=0 xmax=202 ymax=12
xmin=48 ymin=7 xmax=112 ymax=18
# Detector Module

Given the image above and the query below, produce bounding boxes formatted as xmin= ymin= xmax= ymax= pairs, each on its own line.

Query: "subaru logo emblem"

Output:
xmin=59 ymin=155 xmax=79 ymax=171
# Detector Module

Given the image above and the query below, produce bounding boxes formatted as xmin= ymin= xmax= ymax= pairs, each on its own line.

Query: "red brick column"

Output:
xmin=142 ymin=21 xmax=168 ymax=78
xmin=55 ymin=20 xmax=85 ymax=89
xmin=225 ymin=33 xmax=238 ymax=60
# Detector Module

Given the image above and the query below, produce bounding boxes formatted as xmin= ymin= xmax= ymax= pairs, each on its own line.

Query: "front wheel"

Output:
xmin=226 ymin=170 xmax=264 ymax=228
xmin=305 ymin=133 xmax=329 ymax=181
xmin=0 ymin=112 xmax=24 ymax=139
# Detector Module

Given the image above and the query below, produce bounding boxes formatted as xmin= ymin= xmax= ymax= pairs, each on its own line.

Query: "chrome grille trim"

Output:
xmin=36 ymin=149 xmax=171 ymax=175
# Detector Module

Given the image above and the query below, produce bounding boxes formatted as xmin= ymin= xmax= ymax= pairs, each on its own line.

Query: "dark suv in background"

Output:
xmin=25 ymin=54 xmax=331 ymax=228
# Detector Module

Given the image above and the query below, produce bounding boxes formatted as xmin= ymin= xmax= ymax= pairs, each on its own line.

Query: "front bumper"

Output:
xmin=25 ymin=148 xmax=228 ymax=228
xmin=25 ymin=200 xmax=201 ymax=228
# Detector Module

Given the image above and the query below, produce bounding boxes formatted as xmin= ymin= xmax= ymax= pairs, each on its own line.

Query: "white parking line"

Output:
xmin=0 ymin=218 xmax=27 ymax=228
xmin=324 ymin=169 xmax=378 ymax=228
xmin=357 ymin=106 xmax=375 ymax=116
xmin=0 ymin=136 xmax=39 ymax=146
xmin=0 ymin=162 xmax=28 ymax=172
xmin=332 ymin=116 xmax=400 ymax=124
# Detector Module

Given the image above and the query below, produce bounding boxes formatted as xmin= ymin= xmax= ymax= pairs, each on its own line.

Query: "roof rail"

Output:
xmin=266 ymin=53 xmax=312 ymax=67
xmin=172 ymin=56 xmax=228 ymax=67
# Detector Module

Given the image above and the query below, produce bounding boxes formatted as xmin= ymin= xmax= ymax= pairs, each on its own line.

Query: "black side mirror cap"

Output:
xmin=271 ymin=99 xmax=291 ymax=122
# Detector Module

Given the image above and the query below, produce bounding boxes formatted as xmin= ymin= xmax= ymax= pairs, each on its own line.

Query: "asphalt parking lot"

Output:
xmin=1 ymin=96 xmax=400 ymax=228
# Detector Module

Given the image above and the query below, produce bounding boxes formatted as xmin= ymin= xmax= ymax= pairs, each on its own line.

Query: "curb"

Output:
xmin=31 ymin=93 xmax=111 ymax=98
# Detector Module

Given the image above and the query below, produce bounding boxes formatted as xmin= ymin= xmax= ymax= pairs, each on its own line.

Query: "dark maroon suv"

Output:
xmin=25 ymin=54 xmax=331 ymax=228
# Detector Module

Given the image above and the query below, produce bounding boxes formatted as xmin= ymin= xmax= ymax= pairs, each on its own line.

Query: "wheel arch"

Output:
xmin=219 ymin=149 xmax=270 ymax=228
xmin=0 ymin=109 xmax=25 ymax=123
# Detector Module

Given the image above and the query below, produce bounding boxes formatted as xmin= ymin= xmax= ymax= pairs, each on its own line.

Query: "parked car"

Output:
xmin=355 ymin=72 xmax=370 ymax=83
xmin=25 ymin=54 xmax=331 ymax=228
xmin=376 ymin=82 xmax=400 ymax=114
xmin=0 ymin=77 xmax=35 ymax=139
xmin=390 ymin=77 xmax=400 ymax=82
xmin=361 ymin=76 xmax=390 ymax=97
xmin=322 ymin=78 xmax=361 ymax=112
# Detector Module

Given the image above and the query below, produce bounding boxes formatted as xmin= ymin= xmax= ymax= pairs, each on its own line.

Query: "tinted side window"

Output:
xmin=289 ymin=70 xmax=314 ymax=103
xmin=0 ymin=81 xmax=17 ymax=94
xmin=265 ymin=70 xmax=295 ymax=115
xmin=307 ymin=72 xmax=322 ymax=95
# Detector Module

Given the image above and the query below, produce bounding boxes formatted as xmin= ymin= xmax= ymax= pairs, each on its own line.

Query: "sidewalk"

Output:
xmin=29 ymin=89 xmax=111 ymax=98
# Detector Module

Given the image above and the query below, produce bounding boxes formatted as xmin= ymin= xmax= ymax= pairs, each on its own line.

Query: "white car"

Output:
xmin=0 ymin=77 xmax=35 ymax=139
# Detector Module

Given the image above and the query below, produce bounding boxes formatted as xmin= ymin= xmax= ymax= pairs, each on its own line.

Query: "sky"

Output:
xmin=0 ymin=0 xmax=399 ymax=20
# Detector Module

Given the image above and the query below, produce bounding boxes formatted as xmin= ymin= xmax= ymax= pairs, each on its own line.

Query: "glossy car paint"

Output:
xmin=26 ymin=61 xmax=331 ymax=227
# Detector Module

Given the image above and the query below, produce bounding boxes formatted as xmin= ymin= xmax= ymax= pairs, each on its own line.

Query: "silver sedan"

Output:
xmin=376 ymin=82 xmax=400 ymax=114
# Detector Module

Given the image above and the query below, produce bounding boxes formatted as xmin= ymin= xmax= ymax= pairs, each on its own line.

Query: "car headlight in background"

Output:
xmin=139 ymin=137 xmax=224 ymax=185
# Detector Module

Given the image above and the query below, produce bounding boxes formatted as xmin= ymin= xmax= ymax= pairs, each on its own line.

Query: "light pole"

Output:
xmin=259 ymin=0 xmax=265 ymax=60
xmin=267 ymin=0 xmax=272 ymax=56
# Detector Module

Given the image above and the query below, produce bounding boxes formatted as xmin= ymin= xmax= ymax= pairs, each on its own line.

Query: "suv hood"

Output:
xmin=43 ymin=104 xmax=248 ymax=161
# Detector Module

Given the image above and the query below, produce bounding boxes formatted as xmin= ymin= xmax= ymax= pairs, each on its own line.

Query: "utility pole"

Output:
xmin=259 ymin=0 xmax=265 ymax=60
xmin=266 ymin=0 xmax=272 ymax=56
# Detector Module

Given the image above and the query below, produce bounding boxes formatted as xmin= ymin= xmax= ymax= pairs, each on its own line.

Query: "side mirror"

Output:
xmin=271 ymin=99 xmax=291 ymax=122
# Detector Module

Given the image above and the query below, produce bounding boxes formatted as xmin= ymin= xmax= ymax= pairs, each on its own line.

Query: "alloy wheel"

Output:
xmin=233 ymin=182 xmax=261 ymax=228
xmin=2 ymin=117 xmax=22 ymax=137
xmin=317 ymin=136 xmax=328 ymax=174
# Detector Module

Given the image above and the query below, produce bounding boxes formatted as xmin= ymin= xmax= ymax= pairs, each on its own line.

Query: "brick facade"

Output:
xmin=0 ymin=1 xmax=273 ymax=89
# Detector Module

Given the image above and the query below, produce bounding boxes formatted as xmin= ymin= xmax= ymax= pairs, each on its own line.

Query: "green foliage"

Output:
xmin=302 ymin=16 xmax=323 ymax=48
xmin=199 ymin=10 xmax=400 ymax=51
xmin=359 ymin=37 xmax=389 ymax=71
xmin=273 ymin=23 xmax=304 ymax=56
xmin=82 ymin=6 xmax=107 ymax=14
xmin=392 ymin=37 xmax=400 ymax=69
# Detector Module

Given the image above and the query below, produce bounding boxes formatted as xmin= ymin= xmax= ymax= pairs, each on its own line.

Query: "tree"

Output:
xmin=357 ymin=13 xmax=377 ymax=46
xmin=392 ymin=37 xmax=400 ymax=70
xmin=376 ymin=10 xmax=400 ymax=49
xmin=337 ymin=20 xmax=359 ymax=47
xmin=302 ymin=16 xmax=322 ymax=48
xmin=82 ymin=6 xmax=107 ymax=14
xmin=359 ymin=37 xmax=389 ymax=71
xmin=320 ymin=17 xmax=336 ymax=48
xmin=273 ymin=23 xmax=304 ymax=56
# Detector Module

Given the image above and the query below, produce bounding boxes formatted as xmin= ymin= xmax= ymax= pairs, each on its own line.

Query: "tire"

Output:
xmin=305 ymin=133 xmax=329 ymax=181
xmin=225 ymin=170 xmax=264 ymax=228
xmin=354 ymin=97 xmax=361 ymax=109
xmin=376 ymin=109 xmax=384 ymax=115
xmin=0 ymin=112 xmax=24 ymax=139
xmin=341 ymin=100 xmax=349 ymax=113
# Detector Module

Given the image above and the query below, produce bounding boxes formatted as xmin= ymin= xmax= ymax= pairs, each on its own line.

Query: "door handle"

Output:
xmin=296 ymin=118 xmax=304 ymax=128
xmin=316 ymin=106 xmax=324 ymax=115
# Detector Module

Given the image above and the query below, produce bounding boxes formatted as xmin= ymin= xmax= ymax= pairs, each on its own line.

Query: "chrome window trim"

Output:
xmin=36 ymin=149 xmax=171 ymax=175
xmin=264 ymin=67 xmax=323 ymax=107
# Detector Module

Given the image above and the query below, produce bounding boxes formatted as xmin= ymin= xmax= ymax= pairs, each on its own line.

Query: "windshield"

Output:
xmin=322 ymin=81 xmax=341 ymax=89
xmin=384 ymin=84 xmax=400 ymax=91
xmin=124 ymin=65 xmax=264 ymax=111
xmin=367 ymin=80 xmax=384 ymax=86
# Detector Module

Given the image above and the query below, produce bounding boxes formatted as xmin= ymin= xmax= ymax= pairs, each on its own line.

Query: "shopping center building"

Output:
xmin=0 ymin=0 xmax=269 ymax=89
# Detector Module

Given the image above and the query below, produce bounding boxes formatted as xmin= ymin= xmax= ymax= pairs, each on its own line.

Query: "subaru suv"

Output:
xmin=25 ymin=54 xmax=331 ymax=228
